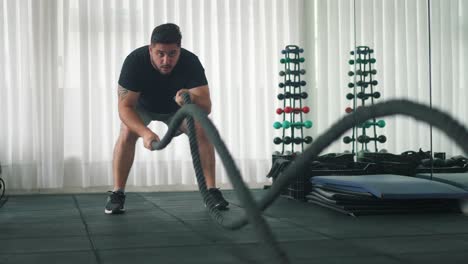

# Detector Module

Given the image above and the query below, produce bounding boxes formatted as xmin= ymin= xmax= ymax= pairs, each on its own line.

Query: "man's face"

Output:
xmin=149 ymin=43 xmax=181 ymax=75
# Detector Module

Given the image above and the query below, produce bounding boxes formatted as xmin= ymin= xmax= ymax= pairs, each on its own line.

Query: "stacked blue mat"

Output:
xmin=308 ymin=174 xmax=468 ymax=216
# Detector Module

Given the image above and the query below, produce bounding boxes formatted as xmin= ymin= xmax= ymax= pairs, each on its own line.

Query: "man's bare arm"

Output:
xmin=117 ymin=85 xmax=152 ymax=137
xmin=175 ymin=85 xmax=212 ymax=114
xmin=118 ymin=86 xmax=130 ymax=100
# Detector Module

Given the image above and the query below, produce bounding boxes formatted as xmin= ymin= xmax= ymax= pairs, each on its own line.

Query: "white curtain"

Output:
xmin=0 ymin=0 xmax=63 ymax=190
xmin=430 ymin=0 xmax=468 ymax=156
xmin=2 ymin=0 xmax=466 ymax=192
xmin=306 ymin=0 xmax=467 ymax=156
xmin=1 ymin=0 xmax=305 ymax=192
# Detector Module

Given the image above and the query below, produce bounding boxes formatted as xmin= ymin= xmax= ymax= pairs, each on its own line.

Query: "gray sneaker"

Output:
xmin=207 ymin=188 xmax=229 ymax=210
xmin=104 ymin=191 xmax=126 ymax=214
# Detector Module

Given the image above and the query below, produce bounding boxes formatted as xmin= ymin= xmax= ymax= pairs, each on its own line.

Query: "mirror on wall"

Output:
xmin=352 ymin=0 xmax=432 ymax=156
xmin=430 ymin=0 xmax=468 ymax=161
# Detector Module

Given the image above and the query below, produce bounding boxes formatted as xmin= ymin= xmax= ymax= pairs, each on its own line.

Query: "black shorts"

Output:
xmin=135 ymin=105 xmax=185 ymax=137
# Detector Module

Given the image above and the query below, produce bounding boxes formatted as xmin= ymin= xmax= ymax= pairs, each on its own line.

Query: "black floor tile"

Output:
xmin=81 ymin=208 xmax=177 ymax=224
xmin=0 ymin=251 xmax=98 ymax=264
xmin=285 ymin=217 xmax=436 ymax=239
xmin=292 ymin=255 xmax=402 ymax=264
xmin=347 ymin=234 xmax=468 ymax=255
xmin=0 ymin=208 xmax=81 ymax=224
xmin=279 ymin=239 xmax=379 ymax=258
xmin=98 ymin=245 xmax=243 ymax=264
xmin=92 ymin=232 xmax=212 ymax=250
xmin=86 ymin=220 xmax=192 ymax=235
xmin=195 ymin=226 xmax=329 ymax=244
xmin=0 ymin=236 xmax=92 ymax=254
xmin=1 ymin=191 xmax=467 ymax=264
xmin=398 ymin=251 xmax=468 ymax=264
xmin=0 ymin=221 xmax=87 ymax=239
xmin=3 ymin=195 xmax=75 ymax=211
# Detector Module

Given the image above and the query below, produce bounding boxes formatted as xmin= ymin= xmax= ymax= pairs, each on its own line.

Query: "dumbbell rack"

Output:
xmin=267 ymin=45 xmax=313 ymax=201
xmin=344 ymin=46 xmax=386 ymax=155
xmin=273 ymin=45 xmax=313 ymax=156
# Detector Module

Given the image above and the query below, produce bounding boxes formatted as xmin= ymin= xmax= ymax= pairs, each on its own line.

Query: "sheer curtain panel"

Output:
xmin=1 ymin=0 xmax=305 ymax=192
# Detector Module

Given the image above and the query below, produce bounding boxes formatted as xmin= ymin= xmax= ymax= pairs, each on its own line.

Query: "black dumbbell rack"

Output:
xmin=344 ymin=46 xmax=386 ymax=155
xmin=268 ymin=45 xmax=313 ymax=201
xmin=274 ymin=45 xmax=312 ymax=156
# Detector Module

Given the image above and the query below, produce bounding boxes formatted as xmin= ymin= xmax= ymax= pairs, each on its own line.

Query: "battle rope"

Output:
xmin=152 ymin=93 xmax=289 ymax=263
xmin=0 ymin=178 xmax=5 ymax=205
xmin=151 ymin=94 xmax=468 ymax=264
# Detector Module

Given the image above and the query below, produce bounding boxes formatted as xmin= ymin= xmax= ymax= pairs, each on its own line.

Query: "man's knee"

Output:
xmin=179 ymin=120 xmax=209 ymax=142
xmin=119 ymin=124 xmax=139 ymax=143
xmin=194 ymin=123 xmax=209 ymax=141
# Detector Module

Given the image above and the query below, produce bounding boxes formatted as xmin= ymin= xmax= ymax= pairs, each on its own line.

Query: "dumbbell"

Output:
xmin=293 ymin=136 xmax=313 ymax=144
xmin=273 ymin=136 xmax=292 ymax=145
xmin=273 ymin=122 xmax=283 ymax=129
xmin=357 ymin=135 xmax=387 ymax=144
xmin=274 ymin=120 xmax=313 ymax=129
xmin=277 ymin=92 xmax=308 ymax=100
xmin=356 ymin=58 xmax=377 ymax=64
xmin=356 ymin=69 xmax=377 ymax=76
xmin=348 ymin=81 xmax=377 ymax=88
xmin=291 ymin=80 xmax=307 ymax=87
xmin=278 ymin=80 xmax=306 ymax=88
xmin=279 ymin=120 xmax=313 ymax=129
xmin=356 ymin=91 xmax=381 ymax=99
xmin=343 ymin=136 xmax=355 ymax=144
xmin=345 ymin=107 xmax=353 ymax=113
xmin=349 ymin=58 xmax=376 ymax=65
xmin=359 ymin=120 xmax=386 ymax=128
xmin=276 ymin=106 xmax=310 ymax=114
xmin=350 ymin=49 xmax=374 ymax=55
xmin=282 ymin=48 xmax=304 ymax=54
xmin=288 ymin=106 xmax=310 ymax=113
xmin=357 ymin=80 xmax=378 ymax=87
xmin=279 ymin=69 xmax=306 ymax=76
xmin=348 ymin=70 xmax=377 ymax=76
xmin=348 ymin=81 xmax=378 ymax=88
xmin=277 ymin=92 xmax=291 ymax=100
xmin=280 ymin=57 xmax=305 ymax=64
xmin=285 ymin=80 xmax=307 ymax=87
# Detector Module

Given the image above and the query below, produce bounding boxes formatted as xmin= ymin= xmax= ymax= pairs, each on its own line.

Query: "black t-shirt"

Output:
xmin=118 ymin=46 xmax=208 ymax=113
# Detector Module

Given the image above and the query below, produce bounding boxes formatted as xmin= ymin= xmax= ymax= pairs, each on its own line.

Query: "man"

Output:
xmin=105 ymin=23 xmax=229 ymax=214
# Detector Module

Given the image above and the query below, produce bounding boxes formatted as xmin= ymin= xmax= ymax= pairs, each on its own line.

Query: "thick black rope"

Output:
xmin=0 ymin=178 xmax=6 ymax=208
xmin=152 ymin=93 xmax=289 ymax=264
xmin=152 ymin=96 xmax=468 ymax=264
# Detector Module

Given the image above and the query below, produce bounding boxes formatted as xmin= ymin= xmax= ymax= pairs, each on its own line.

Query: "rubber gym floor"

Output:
xmin=1 ymin=189 xmax=467 ymax=264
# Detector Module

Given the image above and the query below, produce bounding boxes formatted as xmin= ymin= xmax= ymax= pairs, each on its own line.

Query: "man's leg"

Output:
xmin=105 ymin=124 xmax=139 ymax=214
xmin=113 ymin=124 xmax=139 ymax=190
xmin=194 ymin=122 xmax=216 ymax=188
xmin=178 ymin=120 xmax=216 ymax=187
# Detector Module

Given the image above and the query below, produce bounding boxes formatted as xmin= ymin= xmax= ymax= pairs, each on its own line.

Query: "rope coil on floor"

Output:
xmin=151 ymin=94 xmax=468 ymax=264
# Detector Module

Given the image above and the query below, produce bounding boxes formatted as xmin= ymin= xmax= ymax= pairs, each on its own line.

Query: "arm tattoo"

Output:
xmin=118 ymin=86 xmax=129 ymax=100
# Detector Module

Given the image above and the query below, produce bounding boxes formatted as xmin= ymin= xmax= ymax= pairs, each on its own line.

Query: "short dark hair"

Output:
xmin=150 ymin=23 xmax=182 ymax=46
